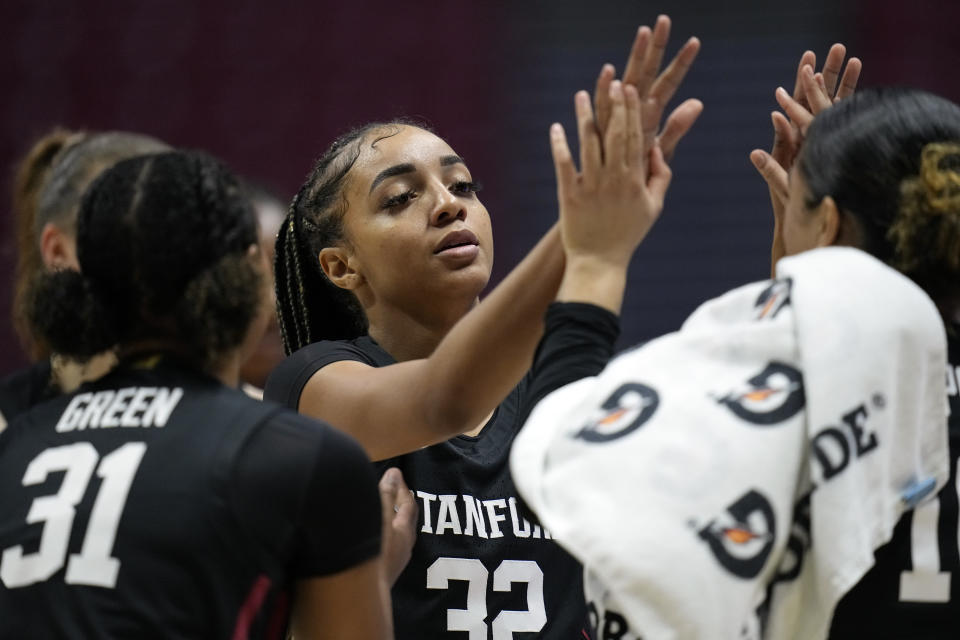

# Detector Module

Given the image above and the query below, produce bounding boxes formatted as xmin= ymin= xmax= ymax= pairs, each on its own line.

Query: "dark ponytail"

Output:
xmin=30 ymin=151 xmax=261 ymax=368
xmin=275 ymin=119 xmax=428 ymax=354
xmin=26 ymin=269 xmax=117 ymax=360
xmin=800 ymin=87 xmax=960 ymax=298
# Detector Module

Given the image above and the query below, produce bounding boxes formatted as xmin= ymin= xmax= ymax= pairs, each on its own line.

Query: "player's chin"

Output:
xmin=435 ymin=259 xmax=491 ymax=295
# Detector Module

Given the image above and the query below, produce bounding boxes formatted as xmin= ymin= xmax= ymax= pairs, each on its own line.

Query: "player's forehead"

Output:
xmin=352 ymin=126 xmax=463 ymax=184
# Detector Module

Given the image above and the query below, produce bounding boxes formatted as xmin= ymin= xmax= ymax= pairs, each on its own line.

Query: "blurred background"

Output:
xmin=2 ymin=0 xmax=959 ymax=375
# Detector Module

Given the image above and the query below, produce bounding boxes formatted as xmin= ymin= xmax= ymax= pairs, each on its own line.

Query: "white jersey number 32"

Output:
xmin=427 ymin=557 xmax=546 ymax=638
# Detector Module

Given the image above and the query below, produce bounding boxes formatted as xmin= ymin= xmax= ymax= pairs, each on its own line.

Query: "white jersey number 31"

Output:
xmin=1 ymin=442 xmax=146 ymax=589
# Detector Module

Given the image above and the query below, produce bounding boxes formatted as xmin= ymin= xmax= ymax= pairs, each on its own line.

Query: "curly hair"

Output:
xmin=800 ymin=87 xmax=960 ymax=299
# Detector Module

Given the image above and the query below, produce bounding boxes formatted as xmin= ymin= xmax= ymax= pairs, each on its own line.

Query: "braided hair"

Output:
xmin=275 ymin=119 xmax=428 ymax=354
xmin=26 ymin=151 xmax=261 ymax=369
xmin=10 ymin=129 xmax=169 ymax=359
xmin=799 ymin=87 xmax=960 ymax=301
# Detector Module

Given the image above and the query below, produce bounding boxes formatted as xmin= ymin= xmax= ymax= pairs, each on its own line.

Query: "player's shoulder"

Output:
xmin=0 ymin=360 xmax=54 ymax=428
xmin=264 ymin=335 xmax=394 ymax=408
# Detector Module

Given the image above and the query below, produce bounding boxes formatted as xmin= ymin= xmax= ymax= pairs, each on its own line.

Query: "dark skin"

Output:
xmin=294 ymin=17 xmax=705 ymax=462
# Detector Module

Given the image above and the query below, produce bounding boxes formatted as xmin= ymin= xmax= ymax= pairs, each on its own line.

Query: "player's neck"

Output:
xmin=210 ymin=351 xmax=242 ymax=389
xmin=366 ymin=296 xmax=479 ymax=362
xmin=118 ymin=340 xmax=241 ymax=389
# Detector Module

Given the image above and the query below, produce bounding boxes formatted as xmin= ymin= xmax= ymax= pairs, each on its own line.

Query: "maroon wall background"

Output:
xmin=2 ymin=0 xmax=959 ymax=375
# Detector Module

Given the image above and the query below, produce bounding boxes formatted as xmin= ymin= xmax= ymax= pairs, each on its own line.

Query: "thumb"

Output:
xmin=647 ymin=145 xmax=673 ymax=207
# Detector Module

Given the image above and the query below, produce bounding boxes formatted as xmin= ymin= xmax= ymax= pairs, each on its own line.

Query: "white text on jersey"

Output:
xmin=416 ymin=491 xmax=554 ymax=540
xmin=55 ymin=387 xmax=184 ymax=432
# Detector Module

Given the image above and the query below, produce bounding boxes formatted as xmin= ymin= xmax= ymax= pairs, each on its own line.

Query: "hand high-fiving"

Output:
xmin=594 ymin=15 xmax=703 ymax=163
xmin=551 ymin=81 xmax=673 ymax=313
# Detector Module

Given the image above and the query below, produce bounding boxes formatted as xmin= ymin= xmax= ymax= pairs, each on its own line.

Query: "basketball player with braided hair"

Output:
xmin=1 ymin=129 xmax=170 ymax=430
xmin=0 ymin=150 xmax=399 ymax=639
xmin=265 ymin=18 xmax=698 ymax=638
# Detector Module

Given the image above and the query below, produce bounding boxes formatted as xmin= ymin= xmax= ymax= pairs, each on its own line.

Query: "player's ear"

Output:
xmin=814 ymin=196 xmax=841 ymax=248
xmin=318 ymin=247 xmax=364 ymax=291
xmin=40 ymin=222 xmax=80 ymax=271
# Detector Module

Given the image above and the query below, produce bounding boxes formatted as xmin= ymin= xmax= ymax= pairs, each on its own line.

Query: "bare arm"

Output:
xmin=291 ymin=557 xmax=393 ymax=640
xmin=298 ymin=225 xmax=564 ymax=460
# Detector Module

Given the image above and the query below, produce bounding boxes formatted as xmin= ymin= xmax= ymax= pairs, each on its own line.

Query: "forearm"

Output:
xmin=422 ymin=224 xmax=565 ymax=432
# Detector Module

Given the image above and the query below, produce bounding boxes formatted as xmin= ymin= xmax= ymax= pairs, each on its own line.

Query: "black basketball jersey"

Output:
xmin=0 ymin=357 xmax=380 ymax=640
xmin=265 ymin=329 xmax=599 ymax=639
xmin=829 ymin=328 xmax=960 ymax=638
xmin=0 ymin=360 xmax=56 ymax=430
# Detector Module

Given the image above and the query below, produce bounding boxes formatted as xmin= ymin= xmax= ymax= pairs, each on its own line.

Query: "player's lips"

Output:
xmin=434 ymin=229 xmax=479 ymax=254
xmin=433 ymin=229 xmax=480 ymax=265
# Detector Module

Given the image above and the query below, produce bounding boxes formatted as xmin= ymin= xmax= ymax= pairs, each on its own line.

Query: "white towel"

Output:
xmin=511 ymin=247 xmax=949 ymax=640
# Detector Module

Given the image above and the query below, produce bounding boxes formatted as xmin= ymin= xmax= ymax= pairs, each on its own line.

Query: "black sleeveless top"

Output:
xmin=265 ymin=302 xmax=620 ymax=639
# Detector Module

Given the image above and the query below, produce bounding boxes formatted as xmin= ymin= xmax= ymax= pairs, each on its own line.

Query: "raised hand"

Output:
xmin=552 ymin=80 xmax=672 ymax=313
xmin=749 ymin=44 xmax=862 ymax=273
xmin=594 ymin=15 xmax=703 ymax=162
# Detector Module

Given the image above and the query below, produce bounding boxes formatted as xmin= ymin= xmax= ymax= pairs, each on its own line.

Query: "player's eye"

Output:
xmin=450 ymin=181 xmax=482 ymax=196
xmin=381 ymin=190 xmax=416 ymax=210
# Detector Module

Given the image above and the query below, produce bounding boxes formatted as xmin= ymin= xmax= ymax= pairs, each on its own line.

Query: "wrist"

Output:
xmin=556 ymin=256 xmax=629 ymax=314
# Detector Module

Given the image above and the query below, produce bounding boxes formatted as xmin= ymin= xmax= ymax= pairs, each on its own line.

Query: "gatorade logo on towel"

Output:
xmin=716 ymin=362 xmax=805 ymax=426
xmin=573 ymin=383 xmax=659 ymax=443
xmin=696 ymin=489 xmax=777 ymax=579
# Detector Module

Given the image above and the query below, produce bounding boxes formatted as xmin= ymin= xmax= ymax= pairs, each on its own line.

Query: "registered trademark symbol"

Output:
xmin=872 ymin=393 xmax=886 ymax=409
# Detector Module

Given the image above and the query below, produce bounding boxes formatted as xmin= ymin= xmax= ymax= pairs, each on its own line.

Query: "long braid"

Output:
xmin=275 ymin=188 xmax=312 ymax=354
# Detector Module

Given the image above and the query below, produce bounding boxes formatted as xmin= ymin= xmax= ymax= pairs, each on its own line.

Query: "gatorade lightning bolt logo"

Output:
xmin=716 ymin=362 xmax=805 ymax=426
xmin=697 ymin=489 xmax=776 ymax=579
xmin=573 ymin=383 xmax=659 ymax=443
xmin=754 ymin=278 xmax=792 ymax=320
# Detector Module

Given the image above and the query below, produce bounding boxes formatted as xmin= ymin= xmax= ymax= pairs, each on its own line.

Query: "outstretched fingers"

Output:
xmin=750 ymin=148 xmax=789 ymax=204
xmin=801 ymin=65 xmax=833 ymax=114
xmin=835 ymin=57 xmax=862 ymax=101
xmin=624 ymin=84 xmax=644 ymax=170
xmin=775 ymin=86 xmax=814 ymax=135
xmin=603 ymin=81 xmax=628 ymax=172
xmin=791 ymin=50 xmax=817 ymax=110
xmin=549 ymin=123 xmax=577 ymax=197
xmin=769 ymin=110 xmax=798 ymax=167
xmin=576 ymin=90 xmax=602 ymax=187
xmin=648 ymin=36 xmax=701 ymax=112
xmin=593 ymin=63 xmax=616 ymax=136
xmin=623 ymin=17 xmax=671 ymax=98
xmin=657 ymin=98 xmax=704 ymax=162
xmin=820 ymin=43 xmax=847 ymax=96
